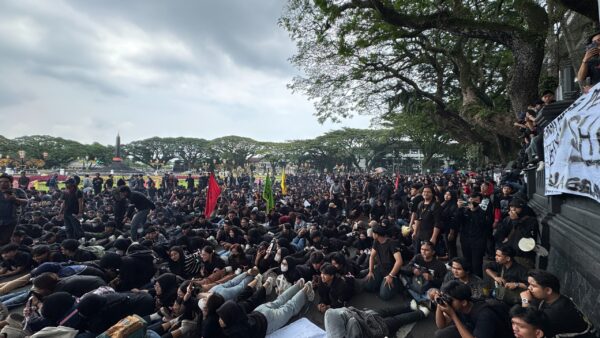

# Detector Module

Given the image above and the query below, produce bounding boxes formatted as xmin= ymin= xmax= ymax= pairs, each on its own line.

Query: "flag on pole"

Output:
xmin=204 ymin=173 xmax=221 ymax=218
xmin=281 ymin=167 xmax=287 ymax=195
xmin=262 ymin=173 xmax=275 ymax=213
xmin=394 ymin=173 xmax=399 ymax=190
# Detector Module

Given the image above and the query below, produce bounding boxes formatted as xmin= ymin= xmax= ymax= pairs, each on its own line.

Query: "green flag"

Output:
xmin=262 ymin=173 xmax=275 ymax=213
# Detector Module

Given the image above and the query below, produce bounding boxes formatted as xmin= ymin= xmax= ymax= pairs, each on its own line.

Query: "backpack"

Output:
xmin=96 ymin=315 xmax=147 ymax=338
xmin=79 ymin=245 xmax=105 ymax=259
xmin=344 ymin=306 xmax=389 ymax=338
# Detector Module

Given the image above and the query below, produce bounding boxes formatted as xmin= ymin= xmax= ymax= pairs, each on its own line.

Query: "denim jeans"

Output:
xmin=210 ymin=272 xmax=253 ymax=301
xmin=254 ymin=282 xmax=307 ymax=334
xmin=130 ymin=209 xmax=150 ymax=240
xmin=325 ymin=305 xmax=424 ymax=338
xmin=64 ymin=214 xmax=84 ymax=239
xmin=0 ymin=289 xmax=29 ymax=309
xmin=364 ymin=267 xmax=400 ymax=300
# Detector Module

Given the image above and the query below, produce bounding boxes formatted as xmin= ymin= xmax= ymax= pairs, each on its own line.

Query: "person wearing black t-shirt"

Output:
xmin=413 ymin=186 xmax=442 ymax=255
xmin=365 ymin=223 xmax=403 ymax=300
xmin=520 ymin=270 xmax=597 ymax=338
xmin=59 ymin=178 xmax=84 ymax=239
xmin=0 ymin=243 xmax=32 ymax=277
xmin=119 ymin=186 xmax=155 ymax=240
xmin=434 ymin=280 xmax=512 ymax=338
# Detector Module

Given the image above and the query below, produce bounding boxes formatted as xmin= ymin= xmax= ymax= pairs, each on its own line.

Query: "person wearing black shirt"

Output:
xmin=119 ymin=186 xmax=155 ymax=240
xmin=17 ymin=172 xmax=29 ymax=190
xmin=92 ymin=173 xmax=103 ymax=195
xmin=484 ymin=245 xmax=528 ymax=306
xmin=0 ymin=243 xmax=32 ymax=277
xmin=104 ymin=174 xmax=114 ymax=191
xmin=413 ymin=186 xmax=442 ymax=255
xmin=0 ymin=174 xmax=28 ymax=245
xmin=316 ymin=263 xmax=353 ymax=313
xmin=434 ymin=280 xmax=512 ymax=338
xmin=521 ymin=270 xmax=597 ymax=338
xmin=59 ymin=178 xmax=84 ymax=240
xmin=455 ymin=192 xmax=491 ymax=277
xmin=365 ymin=223 xmax=403 ymax=300
xmin=186 ymin=174 xmax=195 ymax=192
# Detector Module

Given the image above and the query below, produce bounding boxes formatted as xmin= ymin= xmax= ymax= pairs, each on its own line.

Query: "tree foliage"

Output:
xmin=281 ymin=0 xmax=550 ymax=160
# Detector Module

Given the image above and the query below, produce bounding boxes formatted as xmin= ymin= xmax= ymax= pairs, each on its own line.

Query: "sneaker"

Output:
xmin=410 ymin=299 xmax=418 ymax=311
xmin=264 ymin=276 xmax=275 ymax=295
xmin=303 ymin=281 xmax=315 ymax=302
xmin=255 ymin=273 xmax=263 ymax=287
xmin=418 ymin=305 xmax=430 ymax=317
xmin=536 ymin=161 xmax=545 ymax=171
xmin=247 ymin=267 xmax=260 ymax=276
xmin=225 ymin=266 xmax=233 ymax=273
xmin=235 ymin=268 xmax=242 ymax=275
xmin=296 ymin=278 xmax=305 ymax=288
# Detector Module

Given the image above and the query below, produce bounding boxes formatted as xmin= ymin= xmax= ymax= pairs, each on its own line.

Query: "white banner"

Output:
xmin=544 ymin=83 xmax=600 ymax=203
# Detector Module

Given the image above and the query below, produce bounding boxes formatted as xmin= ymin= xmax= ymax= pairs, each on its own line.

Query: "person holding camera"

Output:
xmin=578 ymin=31 xmax=600 ymax=92
xmin=401 ymin=240 xmax=447 ymax=303
xmin=432 ymin=280 xmax=512 ymax=338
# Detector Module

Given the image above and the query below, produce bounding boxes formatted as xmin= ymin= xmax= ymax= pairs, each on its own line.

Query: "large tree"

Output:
xmin=209 ymin=136 xmax=263 ymax=167
xmin=123 ymin=137 xmax=178 ymax=167
xmin=282 ymin=0 xmax=549 ymax=160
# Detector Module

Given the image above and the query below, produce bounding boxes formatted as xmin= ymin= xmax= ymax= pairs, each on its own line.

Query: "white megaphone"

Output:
xmin=518 ymin=238 xmax=549 ymax=257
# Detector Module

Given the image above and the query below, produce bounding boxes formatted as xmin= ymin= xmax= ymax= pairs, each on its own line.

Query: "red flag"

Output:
xmin=204 ymin=173 xmax=222 ymax=218
xmin=394 ymin=174 xmax=399 ymax=190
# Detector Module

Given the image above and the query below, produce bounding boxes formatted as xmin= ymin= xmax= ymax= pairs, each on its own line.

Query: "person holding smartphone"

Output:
xmin=577 ymin=31 xmax=600 ymax=91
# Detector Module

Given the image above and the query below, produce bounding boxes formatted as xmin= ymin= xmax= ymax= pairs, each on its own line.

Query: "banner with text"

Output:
xmin=544 ymin=83 xmax=600 ymax=203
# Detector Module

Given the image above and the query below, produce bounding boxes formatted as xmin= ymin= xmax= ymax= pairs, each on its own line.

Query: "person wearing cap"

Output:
xmin=578 ymin=31 xmax=600 ymax=91
xmin=365 ymin=223 xmax=404 ymax=300
xmin=494 ymin=198 xmax=538 ymax=269
xmin=58 ymin=178 xmax=84 ymax=240
xmin=484 ymin=245 xmax=529 ymax=306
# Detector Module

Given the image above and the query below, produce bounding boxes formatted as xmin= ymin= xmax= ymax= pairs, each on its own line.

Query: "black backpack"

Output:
xmin=345 ymin=306 xmax=389 ymax=338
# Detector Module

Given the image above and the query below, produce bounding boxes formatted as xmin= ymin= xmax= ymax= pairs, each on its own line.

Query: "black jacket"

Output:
xmin=78 ymin=292 xmax=155 ymax=334
xmin=317 ymin=275 xmax=353 ymax=308
xmin=217 ymin=301 xmax=267 ymax=338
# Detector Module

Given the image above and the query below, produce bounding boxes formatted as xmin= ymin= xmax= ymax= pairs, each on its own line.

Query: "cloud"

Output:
xmin=0 ymin=0 xmax=371 ymax=145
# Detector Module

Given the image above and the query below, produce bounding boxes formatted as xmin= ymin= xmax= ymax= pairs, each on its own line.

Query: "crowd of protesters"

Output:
xmin=0 ymin=163 xmax=597 ymax=338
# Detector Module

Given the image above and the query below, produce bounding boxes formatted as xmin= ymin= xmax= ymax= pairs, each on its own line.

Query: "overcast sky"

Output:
xmin=0 ymin=0 xmax=370 ymax=145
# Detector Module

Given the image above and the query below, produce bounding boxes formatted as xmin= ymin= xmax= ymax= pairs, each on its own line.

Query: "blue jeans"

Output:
xmin=0 ymin=289 xmax=29 ymax=309
xmin=130 ymin=209 xmax=150 ymax=240
xmin=364 ymin=267 xmax=400 ymax=301
xmin=291 ymin=237 xmax=306 ymax=251
xmin=255 ymin=283 xmax=307 ymax=335
xmin=210 ymin=272 xmax=253 ymax=301
xmin=64 ymin=214 xmax=84 ymax=239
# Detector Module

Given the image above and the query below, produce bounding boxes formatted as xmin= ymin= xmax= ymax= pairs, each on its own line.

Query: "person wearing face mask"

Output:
xmin=276 ymin=256 xmax=302 ymax=295
xmin=455 ymin=192 xmax=492 ymax=277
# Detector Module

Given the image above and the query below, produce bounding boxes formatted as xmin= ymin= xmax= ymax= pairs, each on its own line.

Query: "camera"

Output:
xmin=435 ymin=293 xmax=452 ymax=305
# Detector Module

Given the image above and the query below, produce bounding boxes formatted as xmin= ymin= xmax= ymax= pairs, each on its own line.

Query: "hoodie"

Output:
xmin=216 ymin=301 xmax=267 ymax=338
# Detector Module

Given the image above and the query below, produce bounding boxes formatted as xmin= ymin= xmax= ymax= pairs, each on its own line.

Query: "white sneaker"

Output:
xmin=225 ymin=266 xmax=233 ymax=273
xmin=304 ymin=281 xmax=315 ymax=302
xmin=235 ymin=268 xmax=242 ymax=275
xmin=410 ymin=299 xmax=418 ymax=311
xmin=255 ymin=273 xmax=263 ymax=286
xmin=418 ymin=305 xmax=430 ymax=317
xmin=296 ymin=278 xmax=305 ymax=288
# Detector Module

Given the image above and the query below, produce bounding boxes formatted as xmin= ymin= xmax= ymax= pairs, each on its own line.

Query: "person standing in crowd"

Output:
xmin=17 ymin=172 xmax=29 ymax=190
xmin=455 ymin=192 xmax=491 ymax=277
xmin=0 ymin=174 xmax=28 ymax=245
xmin=59 ymin=178 xmax=84 ymax=240
xmin=92 ymin=173 xmax=103 ymax=195
xmin=412 ymin=185 xmax=442 ymax=255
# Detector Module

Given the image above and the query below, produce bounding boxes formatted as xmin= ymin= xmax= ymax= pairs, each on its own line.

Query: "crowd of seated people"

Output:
xmin=0 ymin=168 xmax=596 ymax=338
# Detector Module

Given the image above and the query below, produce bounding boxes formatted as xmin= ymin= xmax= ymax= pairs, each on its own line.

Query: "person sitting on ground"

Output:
xmin=433 ymin=280 xmax=512 ymax=338
xmin=315 ymin=263 xmax=353 ymax=313
xmin=216 ymin=278 xmax=315 ymax=337
xmin=442 ymin=257 xmax=486 ymax=301
xmin=520 ymin=270 xmax=597 ymax=338
xmin=485 ymin=245 xmax=529 ymax=306
xmin=365 ymin=223 xmax=403 ymax=301
xmin=0 ymin=243 xmax=32 ymax=278
xmin=510 ymin=306 xmax=549 ymax=338
xmin=401 ymin=240 xmax=447 ymax=303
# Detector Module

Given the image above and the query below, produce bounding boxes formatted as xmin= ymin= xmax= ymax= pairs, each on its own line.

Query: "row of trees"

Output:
xmin=0 ymin=128 xmax=470 ymax=172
